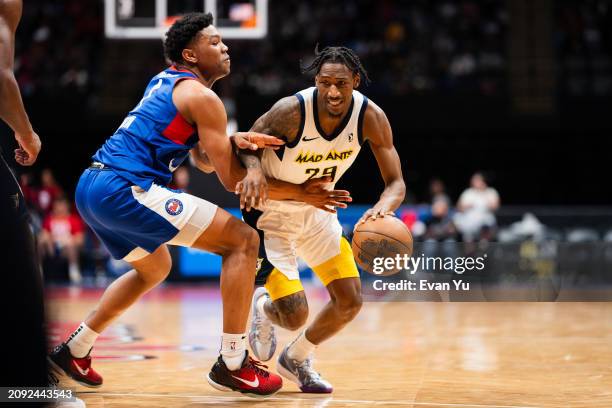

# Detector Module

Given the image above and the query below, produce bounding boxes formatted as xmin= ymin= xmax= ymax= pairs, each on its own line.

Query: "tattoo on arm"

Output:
xmin=250 ymin=96 xmax=302 ymax=143
xmin=241 ymin=153 xmax=260 ymax=169
xmin=237 ymin=96 xmax=301 ymax=171
xmin=238 ymin=150 xmax=262 ymax=170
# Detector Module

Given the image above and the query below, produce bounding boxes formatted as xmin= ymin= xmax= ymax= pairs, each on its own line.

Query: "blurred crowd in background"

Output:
xmin=9 ymin=0 xmax=612 ymax=283
xmin=230 ymin=0 xmax=508 ymax=96
xmin=19 ymin=166 xmax=192 ymax=285
xmin=22 ymin=164 xmax=612 ymax=285
xmin=21 ymin=166 xmax=502 ymax=283
xmin=13 ymin=0 xmax=612 ymax=104
xmin=556 ymin=0 xmax=612 ymax=96
xmin=15 ymin=0 xmax=102 ymax=104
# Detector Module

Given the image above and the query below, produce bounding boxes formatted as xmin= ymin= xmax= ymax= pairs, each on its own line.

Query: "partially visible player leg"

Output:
xmin=262 ymin=279 xmax=360 ymax=347
xmin=277 ymin=237 xmax=362 ymax=393
xmin=244 ymin=209 xmax=310 ymax=360
xmin=63 ymin=240 xmax=82 ymax=284
xmin=275 ymin=278 xmax=361 ymax=394
xmin=49 ymin=244 xmax=172 ymax=388
xmin=49 ymin=171 xmax=182 ymax=387
xmin=300 ymin=277 xmax=362 ymax=344
xmin=190 ymin=208 xmax=258 ymax=335
xmin=187 ymin=207 xmax=282 ymax=396
xmin=0 ymin=153 xmax=48 ymax=398
xmin=262 ymin=271 xmax=309 ymax=330
xmin=249 ymin=265 xmax=310 ymax=359
xmin=85 ymin=245 xmax=172 ymax=333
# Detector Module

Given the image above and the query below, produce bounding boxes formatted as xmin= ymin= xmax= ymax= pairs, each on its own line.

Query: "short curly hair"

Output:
xmin=164 ymin=12 xmax=214 ymax=64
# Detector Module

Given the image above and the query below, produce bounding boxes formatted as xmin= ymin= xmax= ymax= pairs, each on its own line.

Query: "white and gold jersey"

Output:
xmin=261 ymin=87 xmax=368 ymax=197
xmin=250 ymin=87 xmax=369 ymax=280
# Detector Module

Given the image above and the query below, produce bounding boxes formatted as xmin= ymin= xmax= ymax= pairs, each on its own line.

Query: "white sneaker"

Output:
xmin=248 ymin=287 xmax=276 ymax=361
xmin=54 ymin=397 xmax=86 ymax=408
xmin=49 ymin=372 xmax=86 ymax=407
xmin=277 ymin=347 xmax=333 ymax=393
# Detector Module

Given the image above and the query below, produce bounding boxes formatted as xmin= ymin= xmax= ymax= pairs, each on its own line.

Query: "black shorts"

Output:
xmin=0 ymin=149 xmax=28 ymax=221
xmin=241 ymin=208 xmax=275 ymax=286
xmin=0 ymin=150 xmax=48 ymax=389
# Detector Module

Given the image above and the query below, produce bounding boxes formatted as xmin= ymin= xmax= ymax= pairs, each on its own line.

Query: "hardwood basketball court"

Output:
xmin=46 ymin=285 xmax=612 ymax=408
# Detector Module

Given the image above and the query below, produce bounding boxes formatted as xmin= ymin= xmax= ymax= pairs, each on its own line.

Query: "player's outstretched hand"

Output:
xmin=235 ymin=168 xmax=267 ymax=211
xmin=14 ymin=131 xmax=41 ymax=166
xmin=300 ymin=176 xmax=352 ymax=213
xmin=232 ymin=132 xmax=285 ymax=151
xmin=356 ymin=207 xmax=396 ymax=228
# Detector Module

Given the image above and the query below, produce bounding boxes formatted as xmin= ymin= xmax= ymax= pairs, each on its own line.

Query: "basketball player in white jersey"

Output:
xmin=240 ymin=46 xmax=406 ymax=392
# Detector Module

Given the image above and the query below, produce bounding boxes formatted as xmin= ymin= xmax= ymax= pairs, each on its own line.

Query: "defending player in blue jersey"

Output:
xmin=48 ymin=13 xmax=289 ymax=396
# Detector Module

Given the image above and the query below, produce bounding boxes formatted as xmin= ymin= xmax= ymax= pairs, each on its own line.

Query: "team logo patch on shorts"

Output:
xmin=165 ymin=198 xmax=184 ymax=216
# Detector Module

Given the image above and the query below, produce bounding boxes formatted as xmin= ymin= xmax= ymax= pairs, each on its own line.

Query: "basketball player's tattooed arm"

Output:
xmin=236 ymin=96 xmax=352 ymax=212
xmin=175 ymin=80 xmax=273 ymax=207
xmin=237 ymin=95 xmax=300 ymax=177
xmin=229 ymin=129 xmax=286 ymax=211
xmin=356 ymin=101 xmax=406 ymax=225
xmin=239 ymin=96 xmax=302 ymax=203
xmin=0 ymin=0 xmax=41 ymax=166
xmin=190 ymin=133 xmax=284 ymax=175
xmin=249 ymin=96 xmax=302 ymax=145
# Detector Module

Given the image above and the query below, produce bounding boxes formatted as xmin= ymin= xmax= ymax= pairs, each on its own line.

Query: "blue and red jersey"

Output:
xmin=93 ymin=66 xmax=199 ymax=190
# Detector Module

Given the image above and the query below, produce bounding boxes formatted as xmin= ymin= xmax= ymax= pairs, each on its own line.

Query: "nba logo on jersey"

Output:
xmin=165 ymin=198 xmax=183 ymax=216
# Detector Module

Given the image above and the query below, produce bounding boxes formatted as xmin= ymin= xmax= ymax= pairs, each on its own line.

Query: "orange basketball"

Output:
xmin=351 ymin=215 xmax=413 ymax=276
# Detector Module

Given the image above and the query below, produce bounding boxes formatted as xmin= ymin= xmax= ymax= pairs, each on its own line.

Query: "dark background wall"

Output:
xmin=5 ymin=0 xmax=612 ymax=206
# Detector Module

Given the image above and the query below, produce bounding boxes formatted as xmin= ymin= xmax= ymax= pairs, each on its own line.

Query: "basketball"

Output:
xmin=351 ymin=215 xmax=413 ymax=276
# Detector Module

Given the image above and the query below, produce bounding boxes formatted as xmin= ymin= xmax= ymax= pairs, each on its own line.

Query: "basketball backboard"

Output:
xmin=105 ymin=0 xmax=268 ymax=39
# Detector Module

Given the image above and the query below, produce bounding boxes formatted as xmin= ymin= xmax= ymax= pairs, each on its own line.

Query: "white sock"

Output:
xmin=220 ymin=333 xmax=247 ymax=370
xmin=286 ymin=330 xmax=316 ymax=361
xmin=66 ymin=323 xmax=99 ymax=358
xmin=68 ymin=264 xmax=82 ymax=283
xmin=256 ymin=292 xmax=269 ymax=317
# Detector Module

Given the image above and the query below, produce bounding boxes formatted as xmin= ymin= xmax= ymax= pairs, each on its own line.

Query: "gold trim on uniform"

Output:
xmin=264 ymin=237 xmax=360 ymax=300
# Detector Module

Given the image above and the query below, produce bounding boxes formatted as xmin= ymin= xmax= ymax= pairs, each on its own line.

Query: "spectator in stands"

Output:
xmin=38 ymin=196 xmax=84 ymax=284
xmin=19 ymin=172 xmax=37 ymax=208
xmin=420 ymin=192 xmax=459 ymax=264
xmin=454 ymin=172 xmax=500 ymax=242
xmin=18 ymin=172 xmax=42 ymax=231
xmin=429 ymin=177 xmax=450 ymax=206
xmin=37 ymin=168 xmax=63 ymax=215
xmin=425 ymin=198 xmax=458 ymax=242
xmin=169 ymin=165 xmax=190 ymax=192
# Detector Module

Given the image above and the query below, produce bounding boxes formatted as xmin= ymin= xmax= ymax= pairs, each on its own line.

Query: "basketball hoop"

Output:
xmin=105 ymin=0 xmax=268 ymax=40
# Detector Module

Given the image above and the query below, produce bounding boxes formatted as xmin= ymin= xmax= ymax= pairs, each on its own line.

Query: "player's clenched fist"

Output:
xmin=14 ymin=131 xmax=41 ymax=166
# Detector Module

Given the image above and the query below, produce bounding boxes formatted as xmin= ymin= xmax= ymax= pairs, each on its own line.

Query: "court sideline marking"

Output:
xmin=88 ymin=392 xmax=549 ymax=408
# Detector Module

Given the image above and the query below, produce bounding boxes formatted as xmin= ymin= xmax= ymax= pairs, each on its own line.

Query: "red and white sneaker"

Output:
xmin=207 ymin=351 xmax=282 ymax=397
xmin=48 ymin=343 xmax=103 ymax=388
